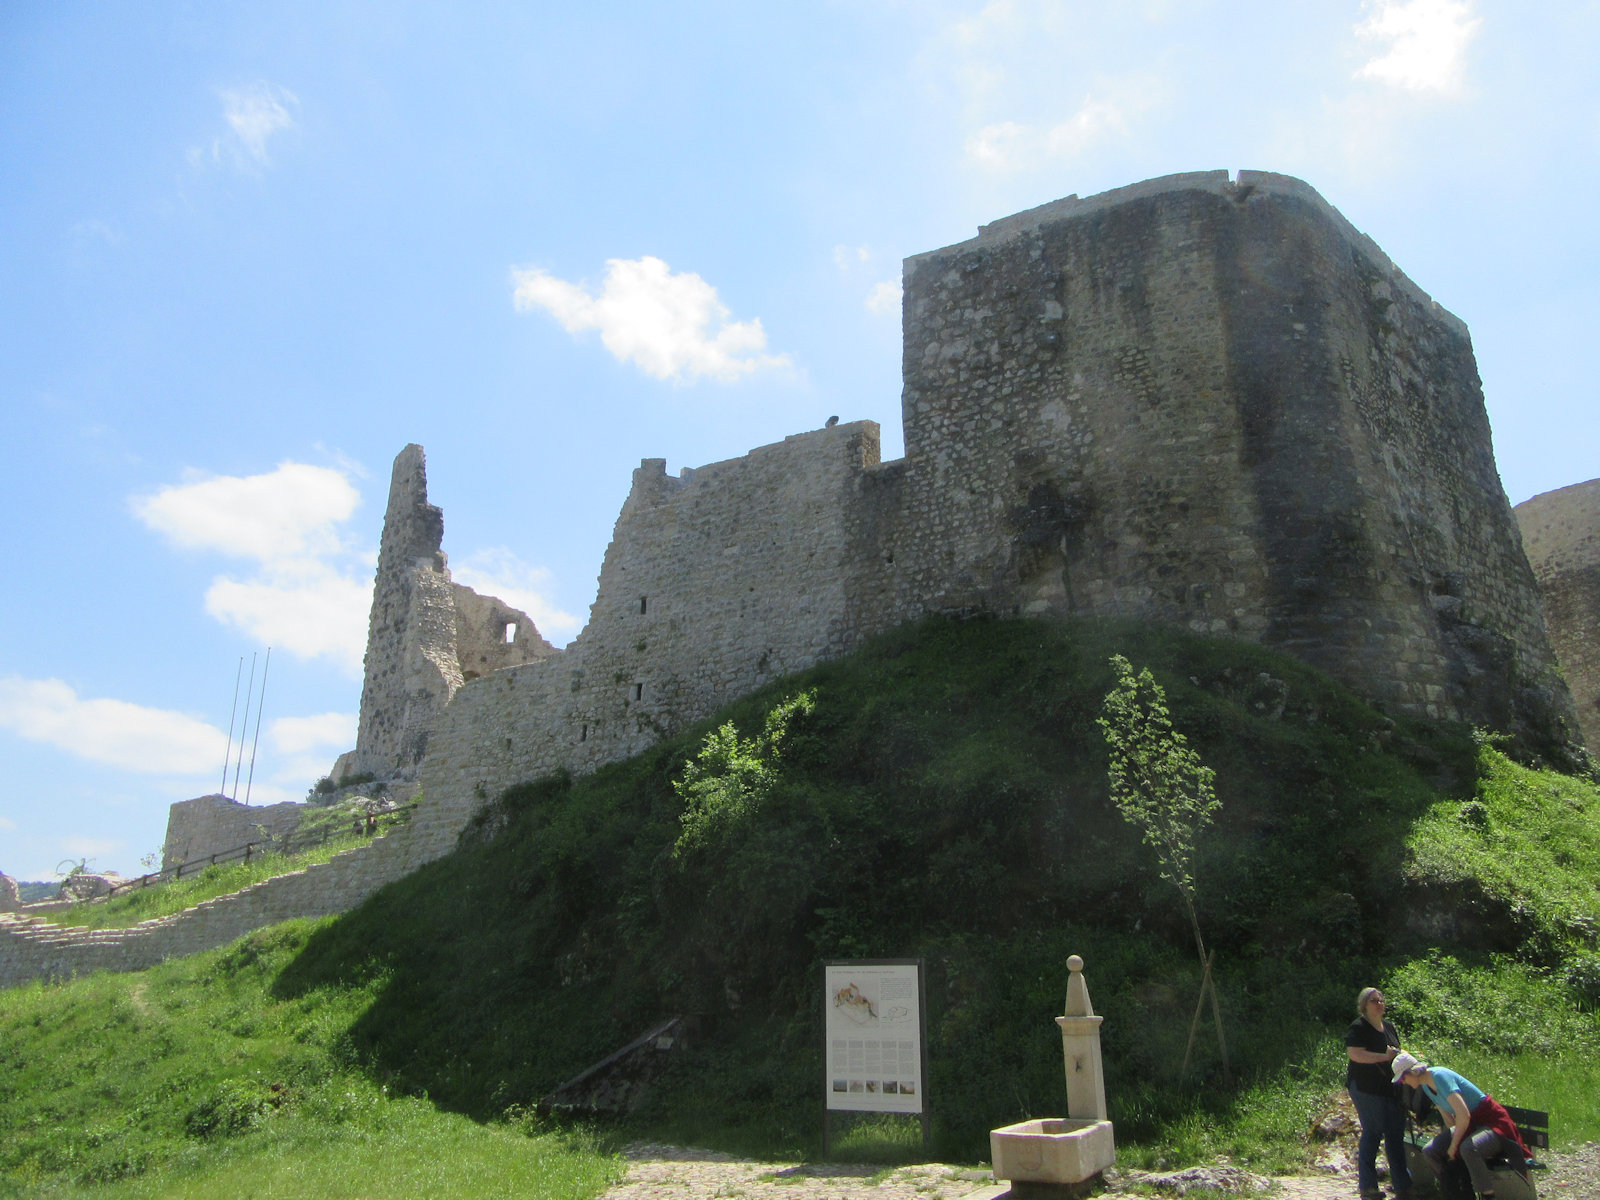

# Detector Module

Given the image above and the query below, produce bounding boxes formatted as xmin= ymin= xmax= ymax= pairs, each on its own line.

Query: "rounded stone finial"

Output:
xmin=1068 ymin=954 xmax=1084 ymax=972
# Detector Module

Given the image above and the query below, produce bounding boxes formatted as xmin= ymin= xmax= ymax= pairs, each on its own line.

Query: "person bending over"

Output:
xmin=1391 ymin=1053 xmax=1530 ymax=1199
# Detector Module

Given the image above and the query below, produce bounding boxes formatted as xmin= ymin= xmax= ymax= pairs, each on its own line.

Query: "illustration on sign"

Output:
xmin=824 ymin=961 xmax=924 ymax=1115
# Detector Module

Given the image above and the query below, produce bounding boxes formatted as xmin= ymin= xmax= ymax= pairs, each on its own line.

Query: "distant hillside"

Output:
xmin=268 ymin=615 xmax=1600 ymax=1156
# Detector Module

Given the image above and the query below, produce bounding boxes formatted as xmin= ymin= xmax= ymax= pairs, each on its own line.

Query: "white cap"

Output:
xmin=1391 ymin=1051 xmax=1425 ymax=1083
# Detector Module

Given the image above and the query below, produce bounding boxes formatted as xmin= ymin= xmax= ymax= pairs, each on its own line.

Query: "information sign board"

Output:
xmin=823 ymin=960 xmax=925 ymax=1115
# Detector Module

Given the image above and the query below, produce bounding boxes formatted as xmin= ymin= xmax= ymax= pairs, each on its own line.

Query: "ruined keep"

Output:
xmin=345 ymin=444 xmax=557 ymax=782
xmin=1516 ymin=479 xmax=1600 ymax=758
xmin=367 ymin=170 xmax=1577 ymax=828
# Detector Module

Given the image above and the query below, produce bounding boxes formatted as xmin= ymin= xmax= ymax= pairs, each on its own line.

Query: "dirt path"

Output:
xmin=609 ymin=1142 xmax=1600 ymax=1199
xmin=610 ymin=1144 xmax=1353 ymax=1200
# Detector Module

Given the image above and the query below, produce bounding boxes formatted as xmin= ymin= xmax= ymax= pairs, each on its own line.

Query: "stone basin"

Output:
xmin=990 ymin=1117 xmax=1115 ymax=1186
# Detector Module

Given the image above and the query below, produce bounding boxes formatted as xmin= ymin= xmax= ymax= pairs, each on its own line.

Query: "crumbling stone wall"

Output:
xmin=1516 ymin=479 xmax=1600 ymax=758
xmin=348 ymin=445 xmax=553 ymax=779
xmin=452 ymin=583 xmax=556 ymax=682
xmin=417 ymin=423 xmax=885 ymax=825
xmin=161 ymin=794 xmax=308 ymax=871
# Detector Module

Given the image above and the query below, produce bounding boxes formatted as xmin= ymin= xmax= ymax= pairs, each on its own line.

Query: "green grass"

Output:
xmin=4 ymin=614 xmax=1598 ymax=1193
xmin=0 ymin=921 xmax=620 ymax=1200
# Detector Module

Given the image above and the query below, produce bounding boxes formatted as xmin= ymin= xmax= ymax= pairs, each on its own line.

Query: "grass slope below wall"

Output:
xmin=268 ymin=615 xmax=1600 ymax=1161
xmin=5 ymin=615 xmax=1597 ymax=1195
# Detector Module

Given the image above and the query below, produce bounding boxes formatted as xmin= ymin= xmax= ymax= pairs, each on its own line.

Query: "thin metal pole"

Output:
xmin=232 ymin=652 xmax=257 ymax=799
xmin=220 ymin=657 xmax=244 ymax=794
xmin=243 ymin=647 xmax=270 ymax=805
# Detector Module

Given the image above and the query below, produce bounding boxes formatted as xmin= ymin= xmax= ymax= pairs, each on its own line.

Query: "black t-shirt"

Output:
xmin=1344 ymin=1017 xmax=1399 ymax=1096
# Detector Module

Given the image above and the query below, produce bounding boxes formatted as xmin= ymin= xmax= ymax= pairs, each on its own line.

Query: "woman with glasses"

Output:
xmin=1345 ymin=987 xmax=1412 ymax=1199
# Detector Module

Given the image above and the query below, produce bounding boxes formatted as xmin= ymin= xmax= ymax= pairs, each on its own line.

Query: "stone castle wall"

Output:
xmin=1516 ymin=479 xmax=1600 ymax=757
xmin=416 ymin=422 xmax=888 ymax=830
xmin=892 ymin=169 xmax=1569 ymax=746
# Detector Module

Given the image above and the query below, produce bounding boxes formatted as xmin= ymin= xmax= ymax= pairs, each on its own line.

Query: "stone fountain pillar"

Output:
xmin=989 ymin=955 xmax=1116 ymax=1194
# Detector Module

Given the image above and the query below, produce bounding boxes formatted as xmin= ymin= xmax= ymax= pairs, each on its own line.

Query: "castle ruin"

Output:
xmin=6 ymin=170 xmax=1586 ymax=988
xmin=384 ymin=170 xmax=1577 ymax=826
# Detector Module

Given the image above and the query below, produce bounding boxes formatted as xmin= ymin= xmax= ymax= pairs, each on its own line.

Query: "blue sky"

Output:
xmin=2 ymin=1 xmax=1597 ymax=881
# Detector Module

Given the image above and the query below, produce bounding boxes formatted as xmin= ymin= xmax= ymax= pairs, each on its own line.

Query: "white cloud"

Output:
xmin=223 ymin=84 xmax=297 ymax=162
xmin=451 ymin=547 xmax=583 ymax=645
xmin=966 ymin=95 xmax=1131 ymax=171
xmin=511 ymin=256 xmax=792 ymax=384
xmin=0 ymin=815 xmax=16 ymax=831
xmin=267 ymin=712 xmax=357 ymax=784
xmin=270 ymin=712 xmax=357 ymax=756
xmin=190 ymin=82 xmax=298 ymax=171
xmin=132 ymin=462 xmax=360 ymax=561
xmin=133 ymin=462 xmax=372 ymax=675
xmin=866 ymin=280 xmax=902 ymax=315
xmin=1356 ymin=0 xmax=1481 ymax=95
xmin=205 ymin=566 xmax=371 ymax=674
xmin=0 ymin=677 xmax=227 ymax=774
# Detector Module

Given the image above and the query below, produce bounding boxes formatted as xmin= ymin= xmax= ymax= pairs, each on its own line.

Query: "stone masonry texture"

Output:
xmin=350 ymin=443 xmax=555 ymax=780
xmin=3 ymin=171 xmax=1581 ymax=988
xmin=1516 ymin=479 xmax=1600 ymax=758
xmin=161 ymin=794 xmax=307 ymax=871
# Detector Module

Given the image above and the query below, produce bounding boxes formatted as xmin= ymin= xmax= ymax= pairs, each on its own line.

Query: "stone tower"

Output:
xmin=892 ymin=171 xmax=1577 ymax=758
xmin=1516 ymin=479 xmax=1600 ymax=759
xmin=348 ymin=444 xmax=555 ymax=779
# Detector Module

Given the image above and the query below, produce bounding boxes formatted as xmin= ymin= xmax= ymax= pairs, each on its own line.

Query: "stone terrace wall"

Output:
xmin=0 ymin=818 xmax=465 ymax=988
xmin=895 ymin=169 xmax=1572 ymax=751
xmin=416 ymin=421 xmax=886 ymax=831
xmin=161 ymin=794 xmax=308 ymax=871
xmin=1516 ymin=479 xmax=1600 ymax=757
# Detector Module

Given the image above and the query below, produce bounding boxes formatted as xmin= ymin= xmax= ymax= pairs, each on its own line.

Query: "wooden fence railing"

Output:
xmin=90 ymin=803 xmax=418 ymax=901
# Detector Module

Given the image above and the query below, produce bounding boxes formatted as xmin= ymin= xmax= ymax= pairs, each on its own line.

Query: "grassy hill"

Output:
xmin=4 ymin=615 xmax=1598 ymax=1196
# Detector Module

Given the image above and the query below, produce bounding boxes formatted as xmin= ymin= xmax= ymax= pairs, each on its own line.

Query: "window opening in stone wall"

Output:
xmin=633 ymin=683 xmax=644 ymax=701
xmin=640 ymin=596 xmax=648 ymax=614
xmin=505 ymin=738 xmax=513 ymax=752
xmin=581 ymin=724 xmax=588 ymax=742
xmin=503 ymin=622 xmax=517 ymax=643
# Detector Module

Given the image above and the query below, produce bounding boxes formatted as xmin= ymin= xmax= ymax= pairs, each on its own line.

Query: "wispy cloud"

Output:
xmin=0 ymin=677 xmax=227 ymax=774
xmin=511 ymin=256 xmax=791 ymax=384
xmin=451 ymin=547 xmax=583 ymax=645
xmin=132 ymin=462 xmax=371 ymax=675
xmin=191 ymin=82 xmax=298 ymax=171
xmin=866 ymin=281 xmax=901 ymax=316
xmin=267 ymin=711 xmax=357 ymax=783
xmin=1355 ymin=0 xmax=1481 ymax=95
xmin=965 ymin=94 xmax=1135 ymax=170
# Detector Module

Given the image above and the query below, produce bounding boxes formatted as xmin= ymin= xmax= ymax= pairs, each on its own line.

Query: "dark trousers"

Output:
xmin=1423 ymin=1127 xmax=1503 ymax=1197
xmin=1350 ymin=1087 xmax=1413 ymax=1194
